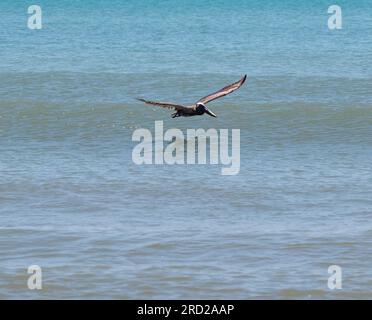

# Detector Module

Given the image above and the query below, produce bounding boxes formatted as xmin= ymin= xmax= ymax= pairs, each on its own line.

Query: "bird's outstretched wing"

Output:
xmin=137 ymin=98 xmax=187 ymax=110
xmin=197 ymin=75 xmax=247 ymax=105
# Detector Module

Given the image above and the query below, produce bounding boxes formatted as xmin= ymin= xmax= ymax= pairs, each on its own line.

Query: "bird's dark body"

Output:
xmin=171 ymin=104 xmax=205 ymax=118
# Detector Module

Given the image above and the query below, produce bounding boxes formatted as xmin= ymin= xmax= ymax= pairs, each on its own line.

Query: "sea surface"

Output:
xmin=1 ymin=0 xmax=372 ymax=299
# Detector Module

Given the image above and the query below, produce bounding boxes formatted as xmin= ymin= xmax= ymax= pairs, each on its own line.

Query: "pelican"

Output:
xmin=137 ymin=75 xmax=247 ymax=118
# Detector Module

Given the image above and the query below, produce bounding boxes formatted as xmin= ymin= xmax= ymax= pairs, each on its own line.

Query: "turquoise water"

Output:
xmin=1 ymin=0 xmax=372 ymax=299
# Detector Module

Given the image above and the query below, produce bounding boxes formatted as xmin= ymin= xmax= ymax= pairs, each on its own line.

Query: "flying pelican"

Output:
xmin=137 ymin=75 xmax=247 ymax=118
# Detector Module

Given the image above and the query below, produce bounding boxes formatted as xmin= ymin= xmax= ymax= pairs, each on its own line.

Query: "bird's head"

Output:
xmin=196 ymin=103 xmax=217 ymax=117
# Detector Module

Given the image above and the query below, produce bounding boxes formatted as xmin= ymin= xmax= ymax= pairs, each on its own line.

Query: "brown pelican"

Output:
xmin=137 ymin=75 xmax=247 ymax=118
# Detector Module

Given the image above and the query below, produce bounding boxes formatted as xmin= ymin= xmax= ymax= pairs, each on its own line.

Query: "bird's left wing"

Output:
xmin=137 ymin=98 xmax=187 ymax=111
xmin=197 ymin=75 xmax=247 ymax=105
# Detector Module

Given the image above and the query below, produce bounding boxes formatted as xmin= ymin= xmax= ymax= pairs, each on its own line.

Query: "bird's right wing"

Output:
xmin=197 ymin=75 xmax=247 ymax=105
xmin=137 ymin=98 xmax=187 ymax=111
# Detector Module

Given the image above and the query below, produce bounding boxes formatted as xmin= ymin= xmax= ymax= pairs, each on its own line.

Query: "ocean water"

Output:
xmin=1 ymin=0 xmax=372 ymax=299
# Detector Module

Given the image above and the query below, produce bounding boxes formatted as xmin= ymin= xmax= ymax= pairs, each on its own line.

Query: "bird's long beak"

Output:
xmin=205 ymin=109 xmax=217 ymax=117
